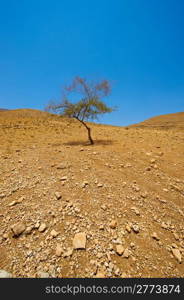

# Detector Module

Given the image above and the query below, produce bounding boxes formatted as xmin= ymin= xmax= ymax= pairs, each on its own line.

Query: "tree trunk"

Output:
xmin=75 ymin=117 xmax=94 ymax=145
xmin=87 ymin=126 xmax=94 ymax=145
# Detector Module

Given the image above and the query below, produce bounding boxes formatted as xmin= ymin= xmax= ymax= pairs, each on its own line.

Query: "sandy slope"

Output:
xmin=0 ymin=109 xmax=183 ymax=278
xmin=131 ymin=111 xmax=184 ymax=129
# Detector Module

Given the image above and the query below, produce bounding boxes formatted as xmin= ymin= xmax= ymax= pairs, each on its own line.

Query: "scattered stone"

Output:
xmin=63 ymin=248 xmax=73 ymax=258
xmin=172 ymin=249 xmax=182 ymax=263
xmin=159 ymin=199 xmax=167 ymax=204
xmin=56 ymin=244 xmax=63 ymax=257
xmin=141 ymin=192 xmax=148 ymax=198
xmin=132 ymin=224 xmax=140 ymax=233
xmin=97 ymin=183 xmax=103 ymax=188
xmin=171 ymin=243 xmax=178 ymax=249
xmin=97 ymin=253 xmax=103 ymax=260
xmin=73 ymin=232 xmax=86 ymax=249
xmin=130 ymin=242 xmax=135 ymax=248
xmin=124 ymin=163 xmax=132 ymax=168
xmin=126 ymin=224 xmax=131 ymax=233
xmin=37 ymin=271 xmax=50 ymax=278
xmin=151 ymin=232 xmax=160 ymax=241
xmin=25 ymin=226 xmax=33 ymax=235
xmin=161 ymin=222 xmax=168 ymax=229
xmin=38 ymin=223 xmax=47 ymax=232
xmin=158 ymin=152 xmax=164 ymax=156
xmin=17 ymin=196 xmax=25 ymax=203
xmin=99 ymin=225 xmax=104 ymax=230
xmin=131 ymin=207 xmax=140 ymax=215
xmin=81 ymin=181 xmax=88 ymax=188
xmin=0 ymin=270 xmax=12 ymax=278
xmin=60 ymin=176 xmax=67 ymax=181
xmin=8 ymin=200 xmax=17 ymax=207
xmin=109 ymin=220 xmax=117 ymax=229
xmin=145 ymin=167 xmax=151 ymax=171
xmin=50 ymin=229 xmax=59 ymax=238
xmin=56 ymin=163 xmax=68 ymax=169
xmin=173 ymin=233 xmax=180 ymax=241
xmin=55 ymin=192 xmax=62 ymax=200
xmin=34 ymin=221 xmax=40 ymax=229
xmin=114 ymin=268 xmax=120 ymax=276
xmin=101 ymin=205 xmax=107 ymax=211
xmin=11 ymin=222 xmax=26 ymax=237
xmin=107 ymin=253 xmax=111 ymax=261
xmin=153 ymin=164 xmax=158 ymax=169
xmin=2 ymin=233 xmax=8 ymax=240
xmin=116 ymin=245 xmax=124 ymax=256
xmin=123 ymin=248 xmax=130 ymax=258
xmin=150 ymin=159 xmax=156 ymax=163
xmin=146 ymin=152 xmax=152 ymax=156
xmin=134 ymin=186 xmax=140 ymax=192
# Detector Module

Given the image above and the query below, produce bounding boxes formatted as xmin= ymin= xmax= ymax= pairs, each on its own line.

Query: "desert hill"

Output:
xmin=0 ymin=108 xmax=9 ymax=112
xmin=0 ymin=109 xmax=183 ymax=278
xmin=0 ymin=108 xmax=56 ymax=119
xmin=130 ymin=112 xmax=184 ymax=129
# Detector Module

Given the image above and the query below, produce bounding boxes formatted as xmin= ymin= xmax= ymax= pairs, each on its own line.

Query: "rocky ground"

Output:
xmin=0 ymin=109 xmax=184 ymax=278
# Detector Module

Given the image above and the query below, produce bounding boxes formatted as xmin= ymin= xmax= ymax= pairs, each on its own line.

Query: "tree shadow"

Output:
xmin=63 ymin=139 xmax=114 ymax=146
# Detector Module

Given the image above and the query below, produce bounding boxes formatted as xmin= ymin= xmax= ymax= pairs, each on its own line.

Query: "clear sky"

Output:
xmin=0 ymin=0 xmax=184 ymax=126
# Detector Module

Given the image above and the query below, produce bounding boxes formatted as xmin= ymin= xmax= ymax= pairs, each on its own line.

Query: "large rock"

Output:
xmin=11 ymin=222 xmax=26 ymax=237
xmin=73 ymin=232 xmax=86 ymax=249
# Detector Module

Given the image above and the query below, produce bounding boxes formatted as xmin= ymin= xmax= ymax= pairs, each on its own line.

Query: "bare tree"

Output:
xmin=45 ymin=76 xmax=115 ymax=145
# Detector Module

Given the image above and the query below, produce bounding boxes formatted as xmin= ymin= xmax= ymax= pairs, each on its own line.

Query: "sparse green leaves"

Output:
xmin=45 ymin=76 xmax=116 ymax=144
xmin=46 ymin=76 xmax=115 ymax=121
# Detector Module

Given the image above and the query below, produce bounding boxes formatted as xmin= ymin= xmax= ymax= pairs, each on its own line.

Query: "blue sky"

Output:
xmin=0 ymin=0 xmax=183 ymax=126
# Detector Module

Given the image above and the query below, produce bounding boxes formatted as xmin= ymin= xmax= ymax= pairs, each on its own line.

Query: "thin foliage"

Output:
xmin=45 ymin=76 xmax=116 ymax=144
